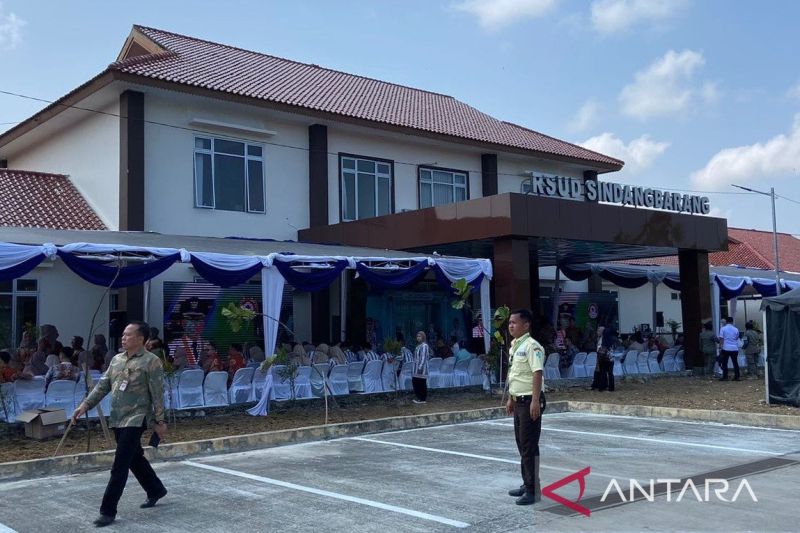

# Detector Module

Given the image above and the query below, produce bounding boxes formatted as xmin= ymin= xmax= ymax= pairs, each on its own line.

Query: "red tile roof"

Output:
xmin=620 ymin=227 xmax=799 ymax=272
xmin=0 ymin=170 xmax=106 ymax=230
xmin=105 ymin=25 xmax=623 ymax=170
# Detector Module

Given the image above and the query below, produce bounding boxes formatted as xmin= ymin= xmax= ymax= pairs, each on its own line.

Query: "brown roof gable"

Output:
xmin=0 ymin=170 xmax=106 ymax=230
xmin=0 ymin=25 xmax=624 ymax=171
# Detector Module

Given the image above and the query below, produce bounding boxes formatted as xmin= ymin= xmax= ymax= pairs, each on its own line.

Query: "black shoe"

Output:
xmin=718 ymin=378 xmax=728 ymax=381
xmin=733 ymin=378 xmax=741 ymax=381
xmin=140 ymin=488 xmax=168 ymax=509
xmin=508 ymin=485 xmax=525 ymax=497
xmin=93 ymin=515 xmax=115 ymax=528
xmin=515 ymin=491 xmax=537 ymax=505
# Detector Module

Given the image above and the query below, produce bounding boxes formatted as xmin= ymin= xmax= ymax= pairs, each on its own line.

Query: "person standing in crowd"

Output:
xmin=72 ymin=321 xmax=168 ymax=528
xmin=202 ymin=342 xmax=223 ymax=374
xmin=505 ymin=309 xmax=546 ymax=506
xmin=471 ymin=315 xmax=486 ymax=354
xmin=412 ymin=331 xmax=430 ymax=404
xmin=227 ymin=343 xmax=246 ymax=383
xmin=593 ymin=326 xmax=616 ymax=392
xmin=72 ymin=336 xmax=90 ymax=371
xmin=743 ymin=321 xmax=762 ymax=378
xmin=92 ymin=334 xmax=109 ymax=371
xmin=718 ymin=317 xmax=741 ymax=381
xmin=44 ymin=349 xmax=78 ymax=390
xmin=699 ymin=321 xmax=718 ymax=376
xmin=30 ymin=338 xmax=51 ymax=376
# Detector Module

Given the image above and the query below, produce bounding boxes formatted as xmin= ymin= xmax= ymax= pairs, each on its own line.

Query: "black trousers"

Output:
xmin=598 ymin=359 xmax=615 ymax=391
xmin=412 ymin=377 xmax=427 ymax=401
xmin=100 ymin=424 xmax=166 ymax=517
xmin=719 ymin=350 xmax=740 ymax=380
xmin=513 ymin=394 xmax=543 ymax=493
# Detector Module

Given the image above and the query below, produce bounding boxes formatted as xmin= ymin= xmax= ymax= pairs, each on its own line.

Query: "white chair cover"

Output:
xmin=544 ymin=353 xmax=561 ymax=380
xmin=623 ymin=351 xmax=639 ymax=375
xmin=246 ymin=374 xmax=274 ymax=416
xmin=347 ymin=361 xmax=365 ymax=392
xmin=676 ymin=350 xmax=685 ymax=371
xmin=361 ymin=360 xmax=384 ymax=393
xmin=647 ymin=350 xmax=661 ymax=373
xmin=178 ymin=369 xmax=205 ymax=408
xmin=636 ymin=352 xmax=651 ymax=374
xmin=584 ymin=352 xmax=597 ymax=377
xmin=432 ymin=358 xmax=456 ymax=388
xmin=427 ymin=357 xmax=443 ymax=386
xmin=381 ymin=360 xmax=399 ymax=391
xmin=14 ymin=376 xmax=45 ymax=412
xmin=452 ymin=358 xmax=472 ymax=386
xmin=662 ymin=351 xmax=677 ymax=372
xmin=310 ymin=364 xmax=330 ymax=397
xmin=293 ymin=366 xmax=313 ymax=399
xmin=399 ymin=363 xmax=413 ymax=390
xmin=229 ymin=367 xmax=255 ymax=404
xmin=568 ymin=352 xmax=588 ymax=378
xmin=271 ymin=365 xmax=291 ymax=401
xmin=1 ymin=382 xmax=16 ymax=422
xmin=45 ymin=380 xmax=77 ymax=413
xmin=467 ymin=358 xmax=484 ymax=386
xmin=328 ymin=364 xmax=350 ymax=395
xmin=203 ymin=371 xmax=229 ymax=407
xmin=250 ymin=367 xmax=269 ymax=402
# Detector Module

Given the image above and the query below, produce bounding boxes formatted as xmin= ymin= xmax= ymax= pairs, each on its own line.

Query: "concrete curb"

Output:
xmin=567 ymin=401 xmax=800 ymax=430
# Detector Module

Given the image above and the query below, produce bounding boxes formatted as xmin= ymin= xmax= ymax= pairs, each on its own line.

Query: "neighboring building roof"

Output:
xmin=0 ymin=170 xmax=106 ymax=230
xmin=620 ymin=227 xmax=799 ymax=272
xmin=0 ymin=25 xmax=624 ymax=171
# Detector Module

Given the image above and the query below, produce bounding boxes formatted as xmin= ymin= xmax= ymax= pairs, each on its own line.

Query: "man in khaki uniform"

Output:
xmin=73 ymin=321 xmax=168 ymax=527
xmin=505 ymin=309 xmax=546 ymax=506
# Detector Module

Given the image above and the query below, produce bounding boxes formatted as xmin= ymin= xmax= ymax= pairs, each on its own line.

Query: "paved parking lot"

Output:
xmin=1 ymin=411 xmax=798 ymax=532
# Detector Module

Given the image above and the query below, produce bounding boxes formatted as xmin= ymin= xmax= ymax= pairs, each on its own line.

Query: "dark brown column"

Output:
xmin=528 ymin=240 xmax=541 ymax=320
xmin=492 ymin=238 xmax=531 ymax=312
xmin=588 ymin=273 xmax=603 ymax=293
xmin=311 ymin=288 xmax=330 ymax=344
xmin=583 ymin=170 xmax=598 ymax=202
xmin=481 ymin=154 xmax=498 ymax=197
xmin=347 ymin=274 xmax=368 ymax=345
xmin=119 ymin=90 xmax=145 ymax=322
xmin=308 ymin=124 xmax=329 ymax=228
xmin=679 ymin=249 xmax=712 ymax=369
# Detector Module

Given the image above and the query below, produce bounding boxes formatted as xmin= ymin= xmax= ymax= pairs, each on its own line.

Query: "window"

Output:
xmin=671 ymin=293 xmax=681 ymax=301
xmin=194 ymin=136 xmax=265 ymax=213
xmin=340 ymin=155 xmax=393 ymax=221
xmin=0 ymin=278 xmax=38 ymax=349
xmin=419 ymin=167 xmax=468 ymax=208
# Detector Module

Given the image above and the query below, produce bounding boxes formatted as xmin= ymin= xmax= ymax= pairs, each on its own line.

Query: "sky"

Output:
xmin=1 ymin=0 xmax=799 ymax=233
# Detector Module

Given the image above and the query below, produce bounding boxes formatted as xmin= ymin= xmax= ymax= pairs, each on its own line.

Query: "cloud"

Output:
xmin=581 ymin=132 xmax=670 ymax=173
xmin=591 ymin=0 xmax=687 ymax=34
xmin=0 ymin=3 xmax=25 ymax=50
xmin=691 ymin=114 xmax=800 ymax=190
xmin=787 ymin=81 xmax=800 ymax=101
xmin=619 ymin=49 xmax=714 ymax=120
xmin=567 ymin=100 xmax=600 ymax=133
xmin=453 ymin=0 xmax=557 ymax=30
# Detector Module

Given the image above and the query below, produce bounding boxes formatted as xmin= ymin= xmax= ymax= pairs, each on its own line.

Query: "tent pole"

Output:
xmin=762 ymin=309 xmax=769 ymax=405
xmin=652 ymin=281 xmax=658 ymax=335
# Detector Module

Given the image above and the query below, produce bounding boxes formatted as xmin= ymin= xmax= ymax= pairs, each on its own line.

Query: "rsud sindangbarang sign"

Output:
xmin=525 ymin=175 xmax=711 ymax=215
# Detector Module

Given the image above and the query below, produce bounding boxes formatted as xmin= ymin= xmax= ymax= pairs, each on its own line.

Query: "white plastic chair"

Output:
xmin=399 ymin=363 xmax=414 ymax=390
xmin=228 ymin=367 xmax=255 ymax=404
xmin=380 ymin=360 xmax=399 ymax=391
xmin=347 ymin=361 xmax=365 ymax=392
xmin=162 ymin=373 xmax=180 ymax=411
xmin=328 ymin=364 xmax=350 ymax=395
xmin=1 ymin=382 xmax=16 ymax=422
xmin=662 ymin=350 xmax=677 ymax=372
xmin=203 ymin=371 xmax=229 ymax=407
xmin=467 ymin=358 xmax=484 ymax=386
xmin=177 ymin=369 xmax=205 ymax=408
xmin=568 ymin=352 xmax=588 ymax=378
xmin=637 ymin=352 xmax=651 ymax=374
xmin=676 ymin=350 xmax=685 ymax=371
xmin=584 ymin=352 xmax=597 ymax=377
xmin=544 ymin=354 xmax=561 ymax=380
xmin=272 ymin=365 xmax=292 ymax=401
xmin=250 ymin=367 xmax=269 ymax=402
xmin=361 ymin=360 xmax=384 ymax=393
xmin=293 ymin=366 xmax=313 ymax=399
xmin=14 ymin=376 xmax=45 ymax=412
xmin=432 ymin=358 xmax=456 ymax=388
xmin=45 ymin=380 xmax=77 ymax=413
xmin=310 ymin=363 xmax=330 ymax=397
xmin=647 ymin=350 xmax=661 ymax=373
xmin=623 ymin=351 xmax=639 ymax=375
xmin=612 ymin=352 xmax=624 ymax=376
xmin=427 ymin=358 xmax=443 ymax=386
xmin=452 ymin=358 xmax=472 ymax=386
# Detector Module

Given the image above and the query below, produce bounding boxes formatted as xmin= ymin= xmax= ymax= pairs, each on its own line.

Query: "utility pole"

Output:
xmin=732 ymin=184 xmax=781 ymax=295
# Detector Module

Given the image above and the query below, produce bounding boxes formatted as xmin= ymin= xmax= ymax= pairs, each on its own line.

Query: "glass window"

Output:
xmin=341 ymin=156 xmax=393 ymax=221
xmin=194 ymin=136 xmax=266 ymax=213
xmin=419 ymin=168 xmax=468 ymax=208
xmin=16 ymin=279 xmax=37 ymax=292
xmin=0 ymin=280 xmax=38 ymax=349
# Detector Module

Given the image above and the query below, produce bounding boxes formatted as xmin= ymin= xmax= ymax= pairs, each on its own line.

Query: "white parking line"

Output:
xmin=543 ymin=411 xmax=800 ymax=433
xmin=183 ymin=460 xmax=470 ymax=529
xmin=479 ymin=421 xmax=783 ymax=455
xmin=350 ymin=436 xmax=623 ymax=480
xmin=0 ymin=524 xmax=18 ymax=533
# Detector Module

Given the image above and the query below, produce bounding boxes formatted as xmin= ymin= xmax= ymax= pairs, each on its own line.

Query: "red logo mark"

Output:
xmin=541 ymin=466 xmax=591 ymax=517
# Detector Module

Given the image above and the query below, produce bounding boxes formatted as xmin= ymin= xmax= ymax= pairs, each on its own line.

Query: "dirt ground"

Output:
xmin=1 ymin=375 xmax=796 ymax=464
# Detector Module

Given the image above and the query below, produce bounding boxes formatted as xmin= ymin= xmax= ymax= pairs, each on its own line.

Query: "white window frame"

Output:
xmin=0 ymin=278 xmax=39 ymax=349
xmin=340 ymin=155 xmax=393 ymax=221
xmin=193 ymin=136 xmax=266 ymax=213
xmin=418 ymin=167 xmax=468 ymax=209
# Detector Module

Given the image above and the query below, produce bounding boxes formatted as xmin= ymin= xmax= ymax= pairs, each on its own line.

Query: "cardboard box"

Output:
xmin=17 ymin=408 xmax=68 ymax=440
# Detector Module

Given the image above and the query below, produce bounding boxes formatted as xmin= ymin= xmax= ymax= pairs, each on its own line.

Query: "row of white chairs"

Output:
xmin=554 ymin=348 xmax=687 ymax=380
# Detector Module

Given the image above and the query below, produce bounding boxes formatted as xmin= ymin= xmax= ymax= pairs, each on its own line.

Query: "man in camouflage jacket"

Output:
xmin=73 ymin=321 xmax=168 ymax=527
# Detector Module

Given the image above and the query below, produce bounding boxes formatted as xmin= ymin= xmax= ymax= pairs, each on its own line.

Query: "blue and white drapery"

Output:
xmin=355 ymin=260 xmax=430 ymax=289
xmin=433 ymin=258 xmax=493 ymax=353
xmin=189 ymin=251 xmax=266 ymax=288
xmin=560 ymin=263 xmax=681 ymax=290
xmin=0 ymin=242 xmax=56 ymax=281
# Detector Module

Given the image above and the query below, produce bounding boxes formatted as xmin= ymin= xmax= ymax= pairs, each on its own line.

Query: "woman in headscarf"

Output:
xmin=289 ymin=343 xmax=310 ymax=366
xmin=412 ymin=331 xmax=430 ymax=404
xmin=249 ymin=345 xmax=266 ymax=364
xmin=328 ymin=344 xmax=347 ymax=366
xmin=312 ymin=343 xmax=330 ymax=365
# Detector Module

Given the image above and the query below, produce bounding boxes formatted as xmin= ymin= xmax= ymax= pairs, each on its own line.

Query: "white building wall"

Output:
xmin=143 ymin=92 xmax=309 ymax=240
xmin=9 ymin=101 xmax=120 ymax=229
xmin=497 ymin=158 xmax=585 ymax=195
xmin=612 ymin=282 xmax=684 ymax=334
